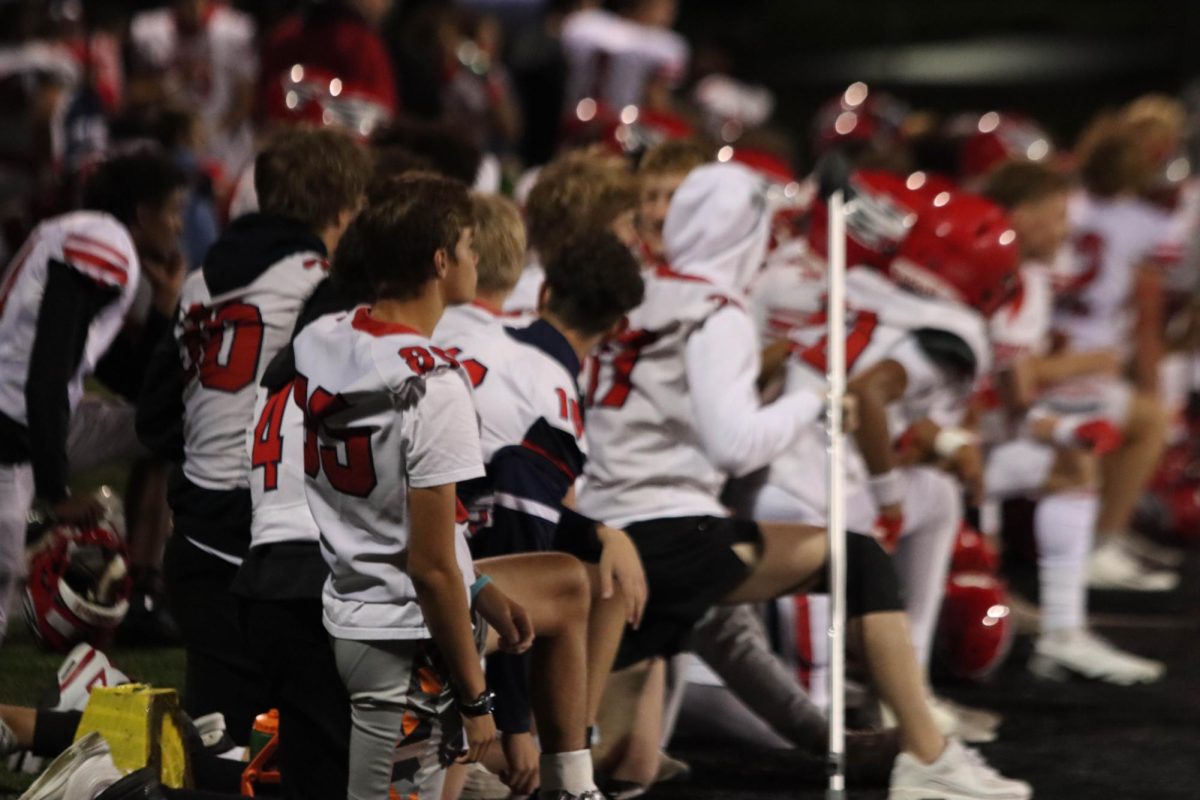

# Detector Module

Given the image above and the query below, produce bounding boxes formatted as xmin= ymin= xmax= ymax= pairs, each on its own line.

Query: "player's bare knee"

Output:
xmin=546 ymin=553 xmax=591 ymax=619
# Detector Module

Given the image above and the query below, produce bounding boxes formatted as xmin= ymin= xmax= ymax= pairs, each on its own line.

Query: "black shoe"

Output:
xmin=116 ymin=591 xmax=182 ymax=646
xmin=95 ymin=767 xmax=167 ymax=799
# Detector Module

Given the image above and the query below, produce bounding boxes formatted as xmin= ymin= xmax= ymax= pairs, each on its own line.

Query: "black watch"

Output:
xmin=458 ymin=688 xmax=496 ymax=718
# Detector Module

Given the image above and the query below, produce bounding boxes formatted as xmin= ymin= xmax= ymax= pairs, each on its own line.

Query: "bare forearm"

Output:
xmin=413 ymin=568 xmax=487 ymax=698
xmin=851 ymin=386 xmax=894 ymax=476
xmin=1029 ymin=351 xmax=1118 ymax=387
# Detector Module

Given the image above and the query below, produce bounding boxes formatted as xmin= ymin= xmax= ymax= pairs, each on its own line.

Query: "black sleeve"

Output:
xmin=135 ymin=314 xmax=186 ymax=462
xmin=93 ymin=307 xmax=172 ymax=401
xmin=26 ymin=261 xmax=117 ymax=502
xmin=487 ymin=651 xmax=532 ymax=734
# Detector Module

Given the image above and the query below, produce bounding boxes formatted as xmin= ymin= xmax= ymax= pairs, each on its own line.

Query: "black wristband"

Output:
xmin=458 ymin=688 xmax=496 ymax=718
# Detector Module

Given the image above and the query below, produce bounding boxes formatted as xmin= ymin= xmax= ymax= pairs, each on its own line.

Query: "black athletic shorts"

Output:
xmin=614 ymin=515 xmax=758 ymax=669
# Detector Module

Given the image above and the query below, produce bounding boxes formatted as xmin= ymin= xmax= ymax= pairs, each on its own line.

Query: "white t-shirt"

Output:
xmin=561 ymin=8 xmax=689 ymax=109
xmin=294 ymin=307 xmax=484 ymax=640
xmin=0 ymin=212 xmax=139 ymax=424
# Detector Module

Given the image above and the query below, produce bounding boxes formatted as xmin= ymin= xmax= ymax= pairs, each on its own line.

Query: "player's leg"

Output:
xmin=1096 ymin=388 xmax=1166 ymax=535
xmin=580 ymin=563 xmax=631 ymax=725
xmin=893 ymin=467 xmax=960 ymax=672
xmin=592 ymin=658 xmax=666 ymax=790
xmin=0 ymin=463 xmax=34 ymax=648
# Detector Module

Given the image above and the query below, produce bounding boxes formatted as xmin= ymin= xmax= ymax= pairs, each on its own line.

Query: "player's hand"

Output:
xmin=597 ymin=526 xmax=648 ymax=629
xmin=461 ymin=714 xmax=497 ymax=764
xmin=500 ymin=732 xmax=540 ymax=795
xmin=141 ymin=250 xmax=185 ymax=316
xmin=873 ymin=505 xmax=904 ymax=553
xmin=474 ymin=582 xmax=535 ymax=654
xmin=49 ymin=495 xmax=105 ymax=527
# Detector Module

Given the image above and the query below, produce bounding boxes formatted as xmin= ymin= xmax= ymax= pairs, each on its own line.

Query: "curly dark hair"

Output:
xmin=543 ymin=230 xmax=644 ymax=336
xmin=82 ymin=149 xmax=187 ymax=226
xmin=351 ymin=174 xmax=473 ymax=301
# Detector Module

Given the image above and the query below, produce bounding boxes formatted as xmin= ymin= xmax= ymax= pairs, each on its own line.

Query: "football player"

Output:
xmin=136 ymin=128 xmax=371 ymax=740
xmin=0 ymin=151 xmax=186 ymax=649
xmin=296 ymin=175 xmax=607 ymax=800
xmin=635 ymin=138 xmax=714 ymax=267
xmin=579 ymin=162 xmax=1030 ymax=799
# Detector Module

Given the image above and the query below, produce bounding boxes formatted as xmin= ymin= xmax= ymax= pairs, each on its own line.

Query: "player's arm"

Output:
xmin=686 ymin=306 xmax=823 ymax=477
xmin=135 ymin=319 xmax=186 ymax=462
xmin=25 ymin=261 xmax=119 ymax=523
xmin=1131 ymin=259 xmax=1164 ymax=395
xmin=845 ymin=358 xmax=908 ymax=546
xmin=1024 ymin=349 xmax=1121 ymax=391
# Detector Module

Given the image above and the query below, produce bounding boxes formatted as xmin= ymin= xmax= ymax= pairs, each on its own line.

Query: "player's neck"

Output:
xmin=540 ymin=311 xmax=602 ymax=364
xmin=370 ymin=290 xmax=444 ymax=338
xmin=474 ymin=289 xmax=512 ymax=314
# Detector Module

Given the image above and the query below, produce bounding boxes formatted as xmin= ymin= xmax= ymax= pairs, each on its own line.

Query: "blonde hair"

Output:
xmin=1077 ymin=95 xmax=1185 ymax=198
xmin=525 ymin=150 xmax=638 ymax=264
xmin=470 ymin=193 xmax=526 ymax=293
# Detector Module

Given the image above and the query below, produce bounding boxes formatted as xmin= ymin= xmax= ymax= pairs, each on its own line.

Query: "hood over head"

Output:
xmin=662 ymin=162 xmax=772 ymax=293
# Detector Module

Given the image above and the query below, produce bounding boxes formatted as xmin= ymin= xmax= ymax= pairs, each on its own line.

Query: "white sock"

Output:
xmin=1035 ymin=492 xmax=1097 ymax=633
xmin=894 ymin=468 xmax=960 ymax=669
xmin=539 ymin=749 xmax=597 ymax=795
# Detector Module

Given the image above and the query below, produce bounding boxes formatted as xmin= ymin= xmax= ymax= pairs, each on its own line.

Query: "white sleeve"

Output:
xmin=406 ymin=372 xmax=486 ymax=488
xmin=685 ymin=306 xmax=823 ymax=477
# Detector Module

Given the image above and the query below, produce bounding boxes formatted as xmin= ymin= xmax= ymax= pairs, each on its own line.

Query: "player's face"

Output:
xmin=1010 ymin=190 xmax=1068 ymax=263
xmin=135 ymin=188 xmax=187 ymax=264
xmin=444 ymin=225 xmax=479 ymax=304
xmin=638 ymin=171 xmax=686 ymax=258
xmin=608 ymin=209 xmax=640 ymax=252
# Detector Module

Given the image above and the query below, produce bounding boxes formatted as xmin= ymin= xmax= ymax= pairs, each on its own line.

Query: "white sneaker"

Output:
xmin=927 ymin=696 xmax=1002 ymax=745
xmin=1029 ymin=629 xmax=1164 ymax=685
xmin=9 ymin=645 xmax=130 ymax=775
xmin=889 ymin=739 xmax=1032 ymax=799
xmin=62 ymin=751 xmax=123 ymax=800
xmin=1087 ymin=541 xmax=1179 ymax=592
xmin=18 ymin=731 xmax=111 ymax=800
xmin=1120 ymin=531 xmax=1185 ymax=570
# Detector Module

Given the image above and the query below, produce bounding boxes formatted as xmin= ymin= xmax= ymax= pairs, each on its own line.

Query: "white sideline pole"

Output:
xmin=825 ymin=189 xmax=848 ymax=800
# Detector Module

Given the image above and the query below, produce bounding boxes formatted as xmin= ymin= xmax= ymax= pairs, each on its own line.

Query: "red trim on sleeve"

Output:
xmin=520 ymin=439 xmax=577 ymax=480
xmin=64 ymin=234 xmax=130 ymax=268
xmin=62 ymin=248 xmax=129 ymax=286
xmin=350 ymin=306 xmax=423 ymax=337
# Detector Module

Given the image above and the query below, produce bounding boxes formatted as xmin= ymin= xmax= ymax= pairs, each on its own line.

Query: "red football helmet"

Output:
xmin=891 ymin=192 xmax=1020 ymax=316
xmin=807 ymin=169 xmax=919 ymax=270
xmin=1149 ymin=441 xmax=1200 ymax=543
xmin=24 ymin=523 xmax=132 ymax=652
xmin=951 ymin=522 xmax=1000 ymax=575
xmin=958 ymin=113 xmax=1054 ymax=180
xmin=264 ymin=65 xmax=393 ymax=138
xmin=936 ymin=572 xmax=1014 ymax=681
xmin=813 ymin=82 xmax=909 ymax=156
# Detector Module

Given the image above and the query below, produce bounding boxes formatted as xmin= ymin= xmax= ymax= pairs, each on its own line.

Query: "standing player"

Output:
xmin=579 ymin=163 xmax=1030 ymax=799
xmin=0 ymin=151 xmax=186 ymax=649
xmin=137 ymin=128 xmax=370 ymax=741
xmin=297 ymin=176 xmax=605 ymax=800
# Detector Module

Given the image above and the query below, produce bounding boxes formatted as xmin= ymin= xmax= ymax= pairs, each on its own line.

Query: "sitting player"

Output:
xmin=505 ymin=150 xmax=640 ymax=317
xmin=635 ymin=138 xmax=714 ymax=267
xmin=295 ymin=176 xmax=607 ymax=800
xmin=579 ymin=162 xmax=1031 ymax=799
xmin=0 ymin=151 xmax=186 ymax=650
xmin=137 ymin=127 xmax=371 ymax=740
xmin=981 ymin=159 xmax=1165 ymax=683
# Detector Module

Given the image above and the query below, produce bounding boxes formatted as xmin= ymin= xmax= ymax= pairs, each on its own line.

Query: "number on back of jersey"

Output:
xmin=179 ymin=301 xmax=265 ymax=392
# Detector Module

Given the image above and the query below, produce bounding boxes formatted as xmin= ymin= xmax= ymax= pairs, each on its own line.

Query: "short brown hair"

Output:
xmin=1075 ymin=110 xmax=1177 ymax=199
xmin=471 ymin=193 xmax=525 ymax=293
xmin=255 ymin=127 xmax=371 ymax=231
xmin=352 ymin=174 xmax=473 ymax=301
xmin=526 ymin=151 xmax=638 ymax=264
xmin=982 ymin=159 xmax=1071 ymax=210
xmin=544 ymin=230 xmax=645 ymax=336
xmin=638 ymin=138 xmax=714 ymax=176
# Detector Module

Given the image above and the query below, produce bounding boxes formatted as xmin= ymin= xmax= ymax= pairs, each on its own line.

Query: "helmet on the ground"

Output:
xmin=24 ymin=522 xmax=132 ymax=651
xmin=951 ymin=522 xmax=1001 ymax=575
xmin=936 ymin=572 xmax=1014 ymax=681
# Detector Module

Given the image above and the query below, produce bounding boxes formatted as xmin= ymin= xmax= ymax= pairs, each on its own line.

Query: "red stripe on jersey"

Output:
xmin=62 ymin=247 xmax=128 ymax=286
xmin=350 ymin=306 xmax=422 ymax=337
xmin=521 ymin=439 xmax=577 ymax=480
xmin=793 ymin=595 xmax=813 ymax=691
xmin=64 ymin=234 xmax=129 ymax=268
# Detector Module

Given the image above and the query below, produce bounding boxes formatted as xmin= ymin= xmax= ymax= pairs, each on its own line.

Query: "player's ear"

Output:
xmin=536 ymin=281 xmax=550 ymax=314
xmin=433 ymin=248 xmax=449 ymax=279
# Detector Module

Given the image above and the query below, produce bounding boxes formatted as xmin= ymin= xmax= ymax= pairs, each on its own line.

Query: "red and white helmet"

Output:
xmin=813 ymin=82 xmax=909 ymax=156
xmin=24 ymin=523 xmax=132 ymax=652
xmin=891 ymin=192 xmax=1020 ymax=316
xmin=950 ymin=522 xmax=1001 ymax=575
xmin=807 ymin=169 xmax=919 ymax=270
xmin=958 ymin=112 xmax=1054 ymax=180
xmin=936 ymin=572 xmax=1014 ymax=682
xmin=264 ymin=65 xmax=393 ymax=138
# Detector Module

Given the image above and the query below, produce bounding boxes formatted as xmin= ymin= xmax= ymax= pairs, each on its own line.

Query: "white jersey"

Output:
xmin=0 ymin=212 xmax=140 ymax=424
xmin=561 ymin=8 xmax=689 ymax=109
xmin=577 ymin=266 xmax=823 ymax=527
xmin=764 ymin=269 xmax=987 ymax=515
xmin=130 ymin=5 xmax=257 ymax=172
xmin=176 ymin=251 xmax=327 ymax=492
xmin=434 ymin=300 xmax=507 ymax=348
xmin=295 ymin=307 xmax=484 ymax=640
xmin=1054 ymin=191 xmax=1173 ymax=352
xmin=246 ymin=379 xmax=319 ymax=547
xmin=748 ymin=245 xmax=828 ymax=347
